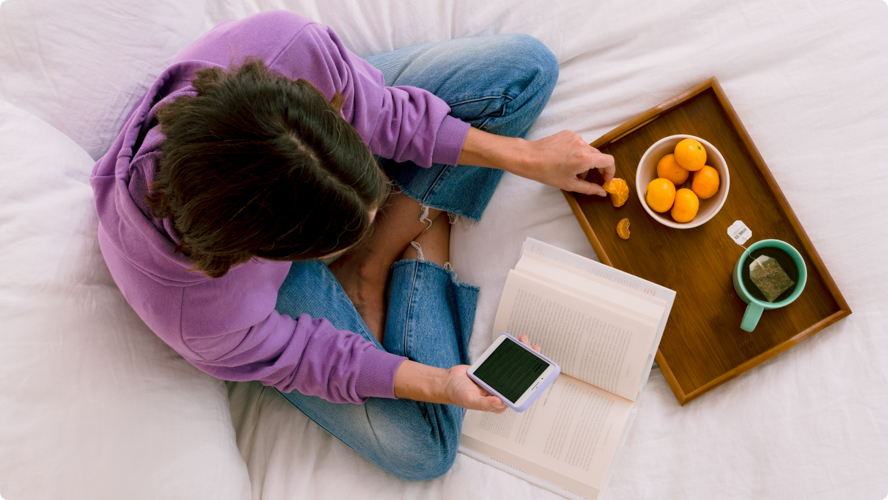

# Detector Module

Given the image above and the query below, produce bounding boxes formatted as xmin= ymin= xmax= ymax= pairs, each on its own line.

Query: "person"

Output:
xmin=90 ymin=10 xmax=615 ymax=481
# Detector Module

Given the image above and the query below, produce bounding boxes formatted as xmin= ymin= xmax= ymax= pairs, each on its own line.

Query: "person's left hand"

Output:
xmin=442 ymin=365 xmax=508 ymax=413
xmin=442 ymin=334 xmax=542 ymax=413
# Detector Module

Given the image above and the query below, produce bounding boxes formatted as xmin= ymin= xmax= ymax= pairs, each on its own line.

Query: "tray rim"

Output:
xmin=563 ymin=77 xmax=852 ymax=405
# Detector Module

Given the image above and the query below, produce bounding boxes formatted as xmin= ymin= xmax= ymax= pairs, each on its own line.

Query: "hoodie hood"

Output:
xmin=91 ymin=61 xmax=218 ymax=287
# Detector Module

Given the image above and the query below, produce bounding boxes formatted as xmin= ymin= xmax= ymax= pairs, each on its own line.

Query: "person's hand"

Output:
xmin=441 ymin=334 xmax=542 ymax=413
xmin=458 ymin=127 xmax=615 ymax=196
xmin=516 ymin=334 xmax=541 ymax=353
xmin=393 ymin=335 xmax=542 ymax=412
xmin=441 ymin=365 xmax=508 ymax=413
xmin=521 ymin=130 xmax=615 ymax=196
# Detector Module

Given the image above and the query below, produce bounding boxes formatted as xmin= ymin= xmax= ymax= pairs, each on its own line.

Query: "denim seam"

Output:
xmin=476 ymin=117 xmax=493 ymax=131
xmin=447 ymin=93 xmax=516 ymax=113
xmin=420 ymin=164 xmax=453 ymax=206
xmin=319 ymin=262 xmax=382 ymax=349
xmin=402 ymin=261 xmax=420 ymax=359
xmin=449 ymin=96 xmax=516 ymax=126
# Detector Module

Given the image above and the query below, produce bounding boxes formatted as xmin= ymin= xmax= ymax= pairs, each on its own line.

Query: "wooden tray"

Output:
xmin=564 ymin=78 xmax=851 ymax=405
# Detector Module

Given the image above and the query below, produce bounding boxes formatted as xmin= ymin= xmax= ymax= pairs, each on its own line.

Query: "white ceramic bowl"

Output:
xmin=636 ymin=134 xmax=730 ymax=229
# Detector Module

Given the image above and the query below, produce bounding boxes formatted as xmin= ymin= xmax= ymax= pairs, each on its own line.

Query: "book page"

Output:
xmin=461 ymin=375 xmax=634 ymax=500
xmin=521 ymin=238 xmax=675 ymax=303
xmin=494 ymin=271 xmax=656 ymax=401
xmin=514 ymin=251 xmax=664 ymax=328
xmin=519 ymin=238 xmax=676 ymax=395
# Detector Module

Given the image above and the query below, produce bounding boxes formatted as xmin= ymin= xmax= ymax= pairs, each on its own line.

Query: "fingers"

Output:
xmin=568 ymin=177 xmax=608 ymax=197
xmin=564 ymin=139 xmax=616 ymax=196
xmin=591 ymin=152 xmax=616 ymax=185
xmin=463 ymin=391 xmax=506 ymax=413
xmin=486 ymin=396 xmax=507 ymax=413
xmin=474 ymin=385 xmax=506 ymax=413
xmin=518 ymin=334 xmax=541 ymax=353
xmin=599 ymin=161 xmax=616 ymax=184
xmin=525 ymin=130 xmax=618 ymax=195
xmin=456 ymin=366 xmax=507 ymax=413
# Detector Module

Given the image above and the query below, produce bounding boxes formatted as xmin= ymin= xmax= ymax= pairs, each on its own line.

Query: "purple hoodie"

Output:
xmin=90 ymin=11 xmax=471 ymax=403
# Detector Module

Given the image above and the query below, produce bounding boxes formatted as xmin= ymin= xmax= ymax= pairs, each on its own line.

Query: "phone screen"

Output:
xmin=472 ymin=338 xmax=551 ymax=403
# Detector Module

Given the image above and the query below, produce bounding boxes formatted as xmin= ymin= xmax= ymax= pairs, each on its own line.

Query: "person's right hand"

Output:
xmin=520 ymin=130 xmax=616 ymax=196
xmin=457 ymin=127 xmax=616 ymax=197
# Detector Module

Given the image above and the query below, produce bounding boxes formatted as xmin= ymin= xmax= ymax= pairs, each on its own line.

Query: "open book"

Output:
xmin=459 ymin=238 xmax=675 ymax=500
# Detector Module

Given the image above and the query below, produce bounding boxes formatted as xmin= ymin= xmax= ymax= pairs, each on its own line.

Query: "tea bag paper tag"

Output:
xmin=728 ymin=220 xmax=752 ymax=246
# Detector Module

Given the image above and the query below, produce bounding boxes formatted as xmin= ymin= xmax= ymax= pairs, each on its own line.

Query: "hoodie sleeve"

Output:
xmin=178 ymin=262 xmax=405 ymax=403
xmin=173 ymin=10 xmax=470 ymax=168
xmin=266 ymin=18 xmax=470 ymax=167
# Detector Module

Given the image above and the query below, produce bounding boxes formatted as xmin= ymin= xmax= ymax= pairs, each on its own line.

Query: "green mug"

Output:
xmin=732 ymin=239 xmax=807 ymax=332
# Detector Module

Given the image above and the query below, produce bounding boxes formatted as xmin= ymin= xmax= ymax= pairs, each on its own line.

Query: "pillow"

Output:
xmin=0 ymin=0 xmax=210 ymax=160
xmin=0 ymin=99 xmax=251 ymax=500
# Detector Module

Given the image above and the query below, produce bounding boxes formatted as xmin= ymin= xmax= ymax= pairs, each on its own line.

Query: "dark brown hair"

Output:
xmin=148 ymin=60 xmax=389 ymax=278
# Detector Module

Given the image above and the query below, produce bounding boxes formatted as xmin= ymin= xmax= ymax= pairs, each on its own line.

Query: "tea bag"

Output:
xmin=749 ymin=255 xmax=795 ymax=302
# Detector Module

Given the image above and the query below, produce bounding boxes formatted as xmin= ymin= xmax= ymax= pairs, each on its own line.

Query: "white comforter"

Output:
xmin=2 ymin=0 xmax=886 ymax=498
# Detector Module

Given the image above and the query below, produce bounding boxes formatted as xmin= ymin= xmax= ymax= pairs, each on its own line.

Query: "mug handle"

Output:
xmin=741 ymin=303 xmax=763 ymax=332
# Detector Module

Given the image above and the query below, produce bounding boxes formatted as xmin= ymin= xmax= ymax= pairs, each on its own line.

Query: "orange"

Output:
xmin=602 ymin=178 xmax=629 ymax=208
xmin=691 ymin=165 xmax=720 ymax=199
xmin=674 ymin=138 xmax=707 ymax=171
xmin=670 ymin=188 xmax=699 ymax=223
xmin=616 ymin=218 xmax=630 ymax=240
xmin=656 ymin=154 xmax=690 ymax=186
xmin=645 ymin=178 xmax=676 ymax=213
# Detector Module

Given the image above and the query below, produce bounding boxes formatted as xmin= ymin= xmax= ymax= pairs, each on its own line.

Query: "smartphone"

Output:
xmin=467 ymin=333 xmax=560 ymax=412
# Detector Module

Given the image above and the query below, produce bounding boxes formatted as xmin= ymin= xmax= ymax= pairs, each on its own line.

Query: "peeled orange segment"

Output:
xmin=616 ymin=218 xmax=631 ymax=240
xmin=674 ymin=138 xmax=707 ymax=171
xmin=602 ymin=178 xmax=629 ymax=208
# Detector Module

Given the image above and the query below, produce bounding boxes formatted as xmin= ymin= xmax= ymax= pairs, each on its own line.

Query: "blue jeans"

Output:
xmin=275 ymin=33 xmax=558 ymax=481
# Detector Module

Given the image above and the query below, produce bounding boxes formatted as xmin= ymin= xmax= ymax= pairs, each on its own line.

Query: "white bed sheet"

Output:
xmin=2 ymin=0 xmax=887 ymax=499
